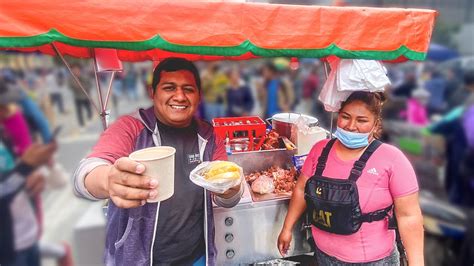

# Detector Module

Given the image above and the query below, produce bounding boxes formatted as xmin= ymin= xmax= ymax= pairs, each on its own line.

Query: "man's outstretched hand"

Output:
xmin=107 ymin=157 xmax=159 ymax=208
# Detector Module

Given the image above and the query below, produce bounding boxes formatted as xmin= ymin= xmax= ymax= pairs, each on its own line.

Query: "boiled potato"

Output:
xmin=204 ymin=161 xmax=240 ymax=182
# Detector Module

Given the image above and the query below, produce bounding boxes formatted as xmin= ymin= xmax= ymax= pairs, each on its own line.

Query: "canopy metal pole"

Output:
xmin=323 ymin=61 xmax=334 ymax=138
xmin=51 ymin=43 xmax=100 ymax=114
xmin=99 ymin=71 xmax=116 ymax=129
xmin=91 ymin=48 xmax=108 ymax=130
xmin=103 ymin=71 xmax=116 ymax=111
xmin=91 ymin=50 xmax=105 ymax=111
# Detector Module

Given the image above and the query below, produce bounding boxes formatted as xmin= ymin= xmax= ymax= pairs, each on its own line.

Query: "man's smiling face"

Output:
xmin=152 ymin=70 xmax=200 ymax=128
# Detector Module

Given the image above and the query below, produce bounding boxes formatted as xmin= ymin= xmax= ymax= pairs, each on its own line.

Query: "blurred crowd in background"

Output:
xmin=1 ymin=0 xmax=474 ymax=264
xmin=1 ymin=50 xmax=474 ymax=265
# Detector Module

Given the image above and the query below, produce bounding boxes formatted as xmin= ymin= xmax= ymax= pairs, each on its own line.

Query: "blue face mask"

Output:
xmin=334 ymin=127 xmax=370 ymax=149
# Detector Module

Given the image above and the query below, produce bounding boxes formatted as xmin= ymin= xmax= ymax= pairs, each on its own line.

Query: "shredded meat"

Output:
xmin=245 ymin=166 xmax=297 ymax=194
xmin=261 ymin=130 xmax=280 ymax=150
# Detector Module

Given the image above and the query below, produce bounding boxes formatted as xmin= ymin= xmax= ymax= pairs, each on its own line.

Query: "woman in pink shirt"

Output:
xmin=278 ymin=91 xmax=424 ymax=265
xmin=0 ymin=104 xmax=33 ymax=155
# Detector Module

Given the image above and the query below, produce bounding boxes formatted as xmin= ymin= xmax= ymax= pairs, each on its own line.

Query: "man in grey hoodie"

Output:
xmin=73 ymin=58 xmax=242 ymax=265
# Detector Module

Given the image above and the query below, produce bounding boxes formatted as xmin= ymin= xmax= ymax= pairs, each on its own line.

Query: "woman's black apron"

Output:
xmin=304 ymin=138 xmax=392 ymax=235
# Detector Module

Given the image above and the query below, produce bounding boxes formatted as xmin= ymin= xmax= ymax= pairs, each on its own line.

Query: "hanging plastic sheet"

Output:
xmin=319 ymin=58 xmax=390 ymax=111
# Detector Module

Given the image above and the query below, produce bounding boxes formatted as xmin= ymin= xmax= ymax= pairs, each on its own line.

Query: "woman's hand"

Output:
xmin=21 ymin=142 xmax=57 ymax=167
xmin=277 ymin=174 xmax=310 ymax=257
xmin=277 ymin=227 xmax=292 ymax=257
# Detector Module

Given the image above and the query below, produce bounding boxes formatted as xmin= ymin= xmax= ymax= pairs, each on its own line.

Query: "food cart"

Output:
xmin=0 ymin=1 xmax=436 ymax=264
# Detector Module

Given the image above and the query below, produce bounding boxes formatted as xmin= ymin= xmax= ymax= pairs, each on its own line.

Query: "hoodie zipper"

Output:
xmin=199 ymin=135 xmax=210 ymax=265
xmin=149 ymin=202 xmax=161 ymax=266
xmin=149 ymin=125 xmax=161 ymax=266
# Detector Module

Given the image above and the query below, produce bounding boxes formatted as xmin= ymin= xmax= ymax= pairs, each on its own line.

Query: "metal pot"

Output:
xmin=268 ymin=113 xmax=318 ymax=142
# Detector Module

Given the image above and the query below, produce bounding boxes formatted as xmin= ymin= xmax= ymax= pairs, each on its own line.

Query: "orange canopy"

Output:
xmin=0 ymin=1 xmax=437 ymax=61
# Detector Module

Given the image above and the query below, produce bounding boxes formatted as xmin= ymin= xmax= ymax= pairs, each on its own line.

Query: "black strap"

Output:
xmin=348 ymin=140 xmax=382 ymax=182
xmin=314 ymin=138 xmax=337 ymax=176
xmin=358 ymin=204 xmax=393 ymax=223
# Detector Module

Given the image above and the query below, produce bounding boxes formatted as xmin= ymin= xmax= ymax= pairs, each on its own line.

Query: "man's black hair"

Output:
xmin=151 ymin=58 xmax=201 ymax=93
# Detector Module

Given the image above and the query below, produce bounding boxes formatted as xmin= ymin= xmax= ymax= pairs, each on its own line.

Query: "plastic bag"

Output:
xmin=295 ymin=116 xmax=311 ymax=135
xmin=318 ymin=57 xmax=351 ymax=112
xmin=337 ymin=59 xmax=390 ymax=92
xmin=319 ymin=58 xmax=390 ymax=112
xmin=190 ymin=161 xmax=243 ymax=194
xmin=292 ymin=154 xmax=308 ymax=172
xmin=251 ymin=175 xmax=275 ymax=194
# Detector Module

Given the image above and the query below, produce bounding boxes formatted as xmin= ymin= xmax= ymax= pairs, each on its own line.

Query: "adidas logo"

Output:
xmin=367 ymin=168 xmax=379 ymax=176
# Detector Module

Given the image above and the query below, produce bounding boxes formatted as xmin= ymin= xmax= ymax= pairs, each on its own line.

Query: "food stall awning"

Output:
xmin=0 ymin=1 xmax=437 ymax=62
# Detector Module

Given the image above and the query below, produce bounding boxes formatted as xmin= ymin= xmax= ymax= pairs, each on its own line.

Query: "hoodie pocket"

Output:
xmin=114 ymin=217 xmax=134 ymax=250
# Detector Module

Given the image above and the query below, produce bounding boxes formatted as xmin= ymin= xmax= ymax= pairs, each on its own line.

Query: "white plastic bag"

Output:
xmin=357 ymin=60 xmax=391 ymax=91
xmin=251 ymin=175 xmax=275 ymax=194
xmin=318 ymin=57 xmax=351 ymax=112
xmin=190 ymin=161 xmax=243 ymax=194
xmin=337 ymin=59 xmax=390 ymax=92
xmin=295 ymin=115 xmax=321 ymax=135
xmin=319 ymin=58 xmax=390 ymax=112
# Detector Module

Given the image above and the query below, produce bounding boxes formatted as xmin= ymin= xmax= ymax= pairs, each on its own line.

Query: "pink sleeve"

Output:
xmin=301 ymin=140 xmax=327 ymax=177
xmin=87 ymin=116 xmax=144 ymax=163
xmin=389 ymin=148 xmax=419 ymax=198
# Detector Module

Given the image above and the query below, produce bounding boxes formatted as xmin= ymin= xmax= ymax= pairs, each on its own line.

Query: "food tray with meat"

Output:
xmin=227 ymin=148 xmax=298 ymax=202
xmin=245 ymin=166 xmax=297 ymax=202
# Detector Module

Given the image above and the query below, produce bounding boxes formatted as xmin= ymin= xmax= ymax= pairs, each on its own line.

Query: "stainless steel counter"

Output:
xmin=213 ymin=185 xmax=312 ymax=265
xmin=212 ymin=149 xmax=313 ymax=265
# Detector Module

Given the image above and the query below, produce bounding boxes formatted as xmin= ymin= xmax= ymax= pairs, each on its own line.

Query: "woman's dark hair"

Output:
xmin=151 ymin=57 xmax=201 ymax=93
xmin=340 ymin=91 xmax=386 ymax=138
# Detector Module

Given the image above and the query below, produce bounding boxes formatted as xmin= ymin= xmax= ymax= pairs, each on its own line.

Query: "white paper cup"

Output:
xmin=129 ymin=146 xmax=176 ymax=202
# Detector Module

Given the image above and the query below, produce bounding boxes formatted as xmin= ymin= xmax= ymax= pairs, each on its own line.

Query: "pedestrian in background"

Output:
xmin=428 ymin=71 xmax=474 ymax=206
xmin=0 ymin=81 xmax=57 ymax=266
xmin=68 ymin=64 xmax=92 ymax=129
xmin=425 ymin=69 xmax=447 ymax=115
xmin=258 ymin=62 xmax=294 ymax=118
xmin=225 ymin=67 xmax=254 ymax=117
xmin=201 ymin=62 xmax=228 ymax=121
xmin=47 ymin=69 xmax=66 ymax=116
xmin=301 ymin=65 xmax=320 ymax=115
